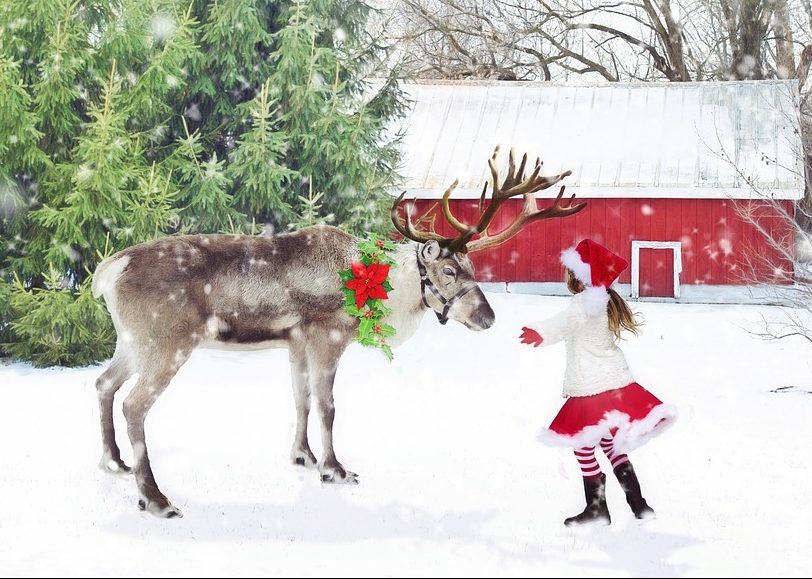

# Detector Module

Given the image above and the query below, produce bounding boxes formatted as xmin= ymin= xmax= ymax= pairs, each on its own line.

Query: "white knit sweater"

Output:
xmin=525 ymin=288 xmax=634 ymax=398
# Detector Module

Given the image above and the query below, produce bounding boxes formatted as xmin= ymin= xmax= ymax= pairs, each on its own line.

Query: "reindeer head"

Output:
xmin=391 ymin=146 xmax=586 ymax=330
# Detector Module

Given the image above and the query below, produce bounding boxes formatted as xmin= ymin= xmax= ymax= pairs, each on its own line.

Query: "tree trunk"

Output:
xmin=655 ymin=0 xmax=690 ymax=81
xmin=730 ymin=0 xmax=769 ymax=80
xmin=773 ymin=0 xmax=795 ymax=79
xmin=799 ymin=45 xmax=812 ymax=231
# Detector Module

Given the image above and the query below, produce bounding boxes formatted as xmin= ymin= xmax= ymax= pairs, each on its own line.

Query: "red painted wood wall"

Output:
xmin=411 ymin=198 xmax=795 ymax=285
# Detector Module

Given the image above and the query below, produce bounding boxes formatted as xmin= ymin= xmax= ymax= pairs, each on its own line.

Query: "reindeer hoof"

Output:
xmin=138 ymin=497 xmax=184 ymax=519
xmin=165 ymin=508 xmax=183 ymax=519
xmin=291 ymin=448 xmax=317 ymax=469
xmin=319 ymin=464 xmax=359 ymax=485
xmin=99 ymin=455 xmax=132 ymax=476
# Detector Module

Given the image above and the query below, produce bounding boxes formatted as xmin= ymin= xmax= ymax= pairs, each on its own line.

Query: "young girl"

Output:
xmin=519 ymin=239 xmax=677 ymax=526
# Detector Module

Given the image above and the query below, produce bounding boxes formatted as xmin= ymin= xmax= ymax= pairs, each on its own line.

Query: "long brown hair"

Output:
xmin=565 ymin=269 xmax=642 ymax=340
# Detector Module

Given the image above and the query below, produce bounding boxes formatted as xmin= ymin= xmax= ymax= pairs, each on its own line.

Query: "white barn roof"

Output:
xmin=393 ymin=80 xmax=804 ymax=200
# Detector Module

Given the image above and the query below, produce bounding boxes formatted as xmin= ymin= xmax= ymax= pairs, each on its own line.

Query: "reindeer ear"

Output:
xmin=419 ymin=240 xmax=443 ymax=264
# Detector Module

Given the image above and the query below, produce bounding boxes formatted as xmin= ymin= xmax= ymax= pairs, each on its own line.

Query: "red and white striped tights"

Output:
xmin=574 ymin=435 xmax=630 ymax=478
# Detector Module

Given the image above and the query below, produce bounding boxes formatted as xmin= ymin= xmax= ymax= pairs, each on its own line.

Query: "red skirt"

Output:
xmin=538 ymin=382 xmax=677 ymax=453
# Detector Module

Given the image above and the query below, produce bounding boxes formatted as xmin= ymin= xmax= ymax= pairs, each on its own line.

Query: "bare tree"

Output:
xmin=706 ymin=90 xmax=812 ymax=348
xmin=735 ymin=195 xmax=812 ymax=347
xmin=383 ymin=0 xmax=808 ymax=82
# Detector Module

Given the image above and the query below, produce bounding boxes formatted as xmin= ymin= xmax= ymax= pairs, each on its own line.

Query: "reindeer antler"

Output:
xmin=390 ymin=191 xmax=447 ymax=243
xmin=391 ymin=146 xmax=586 ymax=252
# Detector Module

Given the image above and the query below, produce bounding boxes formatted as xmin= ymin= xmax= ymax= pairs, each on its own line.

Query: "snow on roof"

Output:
xmin=392 ymin=80 xmax=804 ymax=200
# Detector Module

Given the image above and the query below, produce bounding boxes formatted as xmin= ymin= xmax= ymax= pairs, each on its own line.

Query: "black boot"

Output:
xmin=564 ymin=473 xmax=611 ymax=527
xmin=613 ymin=462 xmax=655 ymax=519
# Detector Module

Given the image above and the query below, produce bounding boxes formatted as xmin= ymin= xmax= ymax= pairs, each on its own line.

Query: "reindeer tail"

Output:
xmin=91 ymin=255 xmax=129 ymax=299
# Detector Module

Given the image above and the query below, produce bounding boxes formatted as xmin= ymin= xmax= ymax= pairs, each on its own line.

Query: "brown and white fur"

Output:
xmin=92 ymin=225 xmax=495 ymax=518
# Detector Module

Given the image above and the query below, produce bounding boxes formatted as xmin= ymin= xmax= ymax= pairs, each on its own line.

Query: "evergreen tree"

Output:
xmin=0 ymin=0 xmax=405 ymax=365
xmin=227 ymin=80 xmax=297 ymax=224
xmin=170 ymin=117 xmax=242 ymax=232
xmin=265 ymin=0 xmax=405 ymax=233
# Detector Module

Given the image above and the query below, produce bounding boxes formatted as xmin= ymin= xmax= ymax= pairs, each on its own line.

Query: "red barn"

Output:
xmin=394 ymin=80 xmax=804 ymax=301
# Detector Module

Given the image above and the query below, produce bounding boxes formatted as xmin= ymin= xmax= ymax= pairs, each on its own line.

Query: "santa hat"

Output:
xmin=560 ymin=239 xmax=628 ymax=315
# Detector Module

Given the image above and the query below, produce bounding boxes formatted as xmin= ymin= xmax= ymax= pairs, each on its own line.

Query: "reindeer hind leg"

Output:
xmin=96 ymin=344 xmax=135 ymax=475
xmin=123 ymin=346 xmax=192 ymax=518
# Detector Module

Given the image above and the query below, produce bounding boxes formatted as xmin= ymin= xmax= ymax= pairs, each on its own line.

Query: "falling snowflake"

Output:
xmin=151 ymin=125 xmax=168 ymax=142
xmin=150 ymin=14 xmax=176 ymax=43
xmin=59 ymin=244 xmax=81 ymax=262
xmin=184 ymin=103 xmax=202 ymax=121
xmin=310 ymin=72 xmax=325 ymax=88
xmin=640 ymin=204 xmax=654 ymax=216
xmin=8 ymin=17 xmax=28 ymax=31
xmin=736 ymin=55 xmax=758 ymax=77
xmin=0 ymin=184 xmax=24 ymax=219
xmin=76 ymin=164 xmax=94 ymax=182
xmin=719 ymin=238 xmax=733 ymax=256
xmin=334 ymin=27 xmax=346 ymax=43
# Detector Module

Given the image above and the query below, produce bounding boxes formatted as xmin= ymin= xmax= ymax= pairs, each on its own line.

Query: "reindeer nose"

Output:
xmin=473 ymin=304 xmax=495 ymax=330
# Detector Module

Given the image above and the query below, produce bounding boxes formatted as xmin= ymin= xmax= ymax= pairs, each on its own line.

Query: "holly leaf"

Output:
xmin=342 ymin=289 xmax=357 ymax=308
xmin=380 ymin=343 xmax=393 ymax=361
xmin=368 ymin=300 xmax=391 ymax=317
xmin=359 ymin=316 xmax=374 ymax=338
xmin=378 ymin=323 xmax=396 ymax=338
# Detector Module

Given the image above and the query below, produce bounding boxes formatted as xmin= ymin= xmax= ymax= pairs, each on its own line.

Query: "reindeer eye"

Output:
xmin=442 ymin=266 xmax=456 ymax=277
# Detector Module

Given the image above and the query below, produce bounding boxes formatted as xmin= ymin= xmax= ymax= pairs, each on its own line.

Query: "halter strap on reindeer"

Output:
xmin=391 ymin=146 xmax=587 ymax=323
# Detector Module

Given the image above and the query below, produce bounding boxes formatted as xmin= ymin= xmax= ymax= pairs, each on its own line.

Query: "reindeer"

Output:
xmin=91 ymin=147 xmax=584 ymax=517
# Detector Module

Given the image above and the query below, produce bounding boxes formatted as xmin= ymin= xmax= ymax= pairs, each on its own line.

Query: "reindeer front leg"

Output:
xmin=307 ymin=330 xmax=358 ymax=484
xmin=288 ymin=338 xmax=317 ymax=468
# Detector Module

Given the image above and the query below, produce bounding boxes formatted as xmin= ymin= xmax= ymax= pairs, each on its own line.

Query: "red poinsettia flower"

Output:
xmin=345 ymin=260 xmax=390 ymax=309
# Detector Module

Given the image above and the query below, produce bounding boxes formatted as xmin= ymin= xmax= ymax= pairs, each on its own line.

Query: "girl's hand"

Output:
xmin=519 ymin=327 xmax=543 ymax=347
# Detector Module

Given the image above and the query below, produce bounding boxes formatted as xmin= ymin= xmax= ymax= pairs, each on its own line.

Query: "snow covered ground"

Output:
xmin=1 ymin=293 xmax=811 ymax=577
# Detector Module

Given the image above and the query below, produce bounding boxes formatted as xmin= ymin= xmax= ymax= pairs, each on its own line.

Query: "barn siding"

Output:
xmin=410 ymin=198 xmax=795 ymax=284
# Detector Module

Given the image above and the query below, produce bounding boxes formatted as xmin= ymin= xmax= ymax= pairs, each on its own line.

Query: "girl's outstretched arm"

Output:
xmin=519 ymin=299 xmax=589 ymax=347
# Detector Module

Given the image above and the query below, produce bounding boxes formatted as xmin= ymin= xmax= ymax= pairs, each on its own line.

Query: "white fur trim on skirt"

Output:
xmin=537 ymin=404 xmax=678 ymax=453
